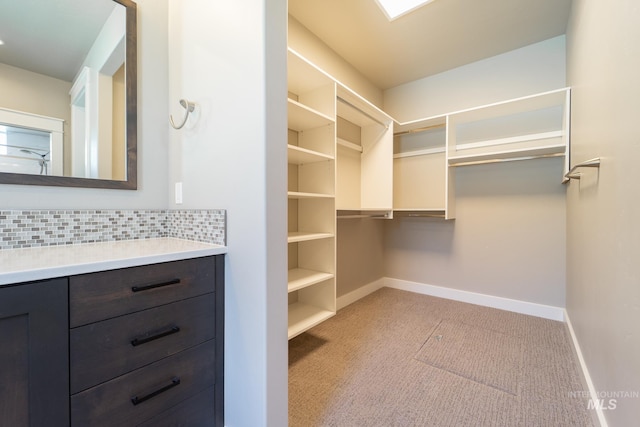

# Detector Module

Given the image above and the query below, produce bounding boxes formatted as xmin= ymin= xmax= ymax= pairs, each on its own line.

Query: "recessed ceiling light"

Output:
xmin=0 ymin=40 xmax=4 ymax=46
xmin=374 ymin=0 xmax=436 ymax=21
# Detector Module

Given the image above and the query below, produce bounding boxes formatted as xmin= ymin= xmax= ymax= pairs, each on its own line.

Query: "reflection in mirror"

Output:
xmin=0 ymin=0 xmax=136 ymax=189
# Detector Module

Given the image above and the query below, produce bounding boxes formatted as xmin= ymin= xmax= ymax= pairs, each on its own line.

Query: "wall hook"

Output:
xmin=169 ymin=99 xmax=196 ymax=129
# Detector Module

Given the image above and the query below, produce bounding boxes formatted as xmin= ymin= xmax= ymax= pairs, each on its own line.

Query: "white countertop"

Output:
xmin=0 ymin=238 xmax=227 ymax=286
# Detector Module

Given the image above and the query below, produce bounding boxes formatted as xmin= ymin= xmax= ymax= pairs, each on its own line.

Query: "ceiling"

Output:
xmin=0 ymin=0 xmax=117 ymax=82
xmin=288 ymin=0 xmax=572 ymax=90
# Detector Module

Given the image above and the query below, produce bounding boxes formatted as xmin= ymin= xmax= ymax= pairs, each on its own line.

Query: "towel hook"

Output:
xmin=169 ymin=99 xmax=196 ymax=129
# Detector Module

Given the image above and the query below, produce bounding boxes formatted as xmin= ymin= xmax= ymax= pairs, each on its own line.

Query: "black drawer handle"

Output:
xmin=131 ymin=377 xmax=181 ymax=406
xmin=131 ymin=278 xmax=181 ymax=293
xmin=131 ymin=326 xmax=181 ymax=347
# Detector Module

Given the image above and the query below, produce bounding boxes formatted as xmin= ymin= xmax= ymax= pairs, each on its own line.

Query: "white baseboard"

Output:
xmin=384 ymin=278 xmax=565 ymax=321
xmin=337 ymin=278 xmax=386 ymax=310
xmin=564 ymin=310 xmax=608 ymax=427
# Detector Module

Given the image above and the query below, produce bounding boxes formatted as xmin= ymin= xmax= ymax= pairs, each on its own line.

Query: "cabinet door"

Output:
xmin=0 ymin=279 xmax=69 ymax=427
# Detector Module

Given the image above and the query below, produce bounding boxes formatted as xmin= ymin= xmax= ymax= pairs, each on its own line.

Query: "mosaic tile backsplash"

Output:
xmin=0 ymin=209 xmax=226 ymax=250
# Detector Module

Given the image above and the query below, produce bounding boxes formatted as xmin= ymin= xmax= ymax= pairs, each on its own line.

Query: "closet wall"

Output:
xmin=566 ymin=0 xmax=640 ymax=424
xmin=290 ymin=18 xmax=568 ymax=309
xmin=383 ymin=36 xmax=568 ymax=308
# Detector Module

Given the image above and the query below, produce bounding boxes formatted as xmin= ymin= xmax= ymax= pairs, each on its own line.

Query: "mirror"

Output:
xmin=0 ymin=0 xmax=137 ymax=189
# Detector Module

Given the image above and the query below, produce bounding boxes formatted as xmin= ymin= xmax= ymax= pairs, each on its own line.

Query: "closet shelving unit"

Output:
xmin=287 ymin=49 xmax=337 ymax=339
xmin=287 ymin=47 xmax=571 ymax=337
xmin=393 ymin=115 xmax=451 ymax=219
xmin=335 ymin=84 xmax=394 ymax=219
xmin=447 ymin=88 xmax=571 ymax=169
xmin=392 ymin=87 xmax=571 ymax=220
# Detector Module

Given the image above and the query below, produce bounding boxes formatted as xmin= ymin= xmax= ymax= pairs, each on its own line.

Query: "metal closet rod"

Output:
xmin=394 ymin=123 xmax=446 ymax=136
xmin=337 ymin=96 xmax=388 ymax=128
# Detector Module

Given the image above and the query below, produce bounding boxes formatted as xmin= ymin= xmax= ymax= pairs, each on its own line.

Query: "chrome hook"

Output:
xmin=169 ymin=99 xmax=196 ymax=129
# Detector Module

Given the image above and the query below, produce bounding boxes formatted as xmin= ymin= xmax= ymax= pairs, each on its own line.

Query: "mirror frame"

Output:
xmin=0 ymin=0 xmax=137 ymax=190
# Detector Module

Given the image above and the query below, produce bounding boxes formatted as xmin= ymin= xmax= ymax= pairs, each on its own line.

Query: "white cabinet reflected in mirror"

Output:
xmin=0 ymin=0 xmax=137 ymax=189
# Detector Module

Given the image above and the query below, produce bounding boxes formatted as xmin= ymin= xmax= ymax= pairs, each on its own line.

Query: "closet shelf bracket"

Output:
xmin=563 ymin=157 xmax=600 ymax=183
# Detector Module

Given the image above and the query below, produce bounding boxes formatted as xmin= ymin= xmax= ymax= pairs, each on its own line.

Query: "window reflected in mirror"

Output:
xmin=0 ymin=0 xmax=136 ymax=189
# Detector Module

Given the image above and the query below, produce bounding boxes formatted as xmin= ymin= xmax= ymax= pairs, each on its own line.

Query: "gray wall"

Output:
xmin=168 ymin=1 xmax=288 ymax=425
xmin=566 ymin=0 xmax=640 ymax=425
xmin=337 ymin=218 xmax=386 ymax=298
xmin=385 ymin=158 xmax=566 ymax=307
xmin=382 ymin=38 xmax=567 ymax=308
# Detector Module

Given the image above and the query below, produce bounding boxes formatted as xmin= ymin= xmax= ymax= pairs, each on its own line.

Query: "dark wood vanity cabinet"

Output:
xmin=0 ymin=254 xmax=224 ymax=427
xmin=70 ymin=255 xmax=225 ymax=427
xmin=0 ymin=278 xmax=70 ymax=426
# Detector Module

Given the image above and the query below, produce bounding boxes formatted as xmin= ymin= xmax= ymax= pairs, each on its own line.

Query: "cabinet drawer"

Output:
xmin=71 ymin=341 xmax=215 ymax=427
xmin=70 ymin=294 xmax=215 ymax=394
xmin=70 ymin=257 xmax=215 ymax=327
xmin=137 ymin=386 xmax=216 ymax=427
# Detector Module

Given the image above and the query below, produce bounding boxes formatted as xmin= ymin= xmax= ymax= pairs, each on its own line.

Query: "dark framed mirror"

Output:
xmin=0 ymin=0 xmax=137 ymax=189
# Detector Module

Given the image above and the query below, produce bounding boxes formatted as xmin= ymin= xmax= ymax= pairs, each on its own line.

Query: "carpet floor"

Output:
xmin=289 ymin=288 xmax=596 ymax=426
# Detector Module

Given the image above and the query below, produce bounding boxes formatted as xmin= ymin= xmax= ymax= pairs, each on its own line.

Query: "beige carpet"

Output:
xmin=289 ymin=288 xmax=596 ymax=426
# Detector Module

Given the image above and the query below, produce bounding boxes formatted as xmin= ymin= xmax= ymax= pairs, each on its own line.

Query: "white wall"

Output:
xmin=384 ymin=36 xmax=567 ymax=122
xmin=168 ymin=1 xmax=288 ymax=425
xmin=0 ymin=0 xmax=169 ymax=209
xmin=382 ymin=37 xmax=568 ymax=308
xmin=566 ymin=0 xmax=640 ymax=425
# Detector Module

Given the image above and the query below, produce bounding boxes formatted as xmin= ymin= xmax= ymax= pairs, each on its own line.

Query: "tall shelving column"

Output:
xmin=393 ymin=115 xmax=450 ymax=219
xmin=287 ymin=49 xmax=337 ymax=339
xmin=335 ymin=84 xmax=394 ymax=218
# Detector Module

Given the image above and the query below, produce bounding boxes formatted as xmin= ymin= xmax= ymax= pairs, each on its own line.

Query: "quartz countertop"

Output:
xmin=0 ymin=238 xmax=227 ymax=286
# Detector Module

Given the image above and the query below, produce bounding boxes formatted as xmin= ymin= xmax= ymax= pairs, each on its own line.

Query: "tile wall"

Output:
xmin=0 ymin=209 xmax=226 ymax=250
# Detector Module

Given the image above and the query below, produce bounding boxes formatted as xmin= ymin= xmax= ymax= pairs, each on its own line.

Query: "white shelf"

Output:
xmin=288 ymin=49 xmax=337 ymax=340
xmin=448 ymin=143 xmax=566 ymax=165
xmin=288 ymin=302 xmax=335 ymax=339
xmin=288 ymin=99 xmax=334 ymax=132
xmin=288 ymin=191 xmax=334 ymax=199
xmin=288 ymin=145 xmax=334 ymax=164
xmin=448 ymin=87 xmax=570 ymax=124
xmin=288 ymin=268 xmax=334 ymax=293
xmin=287 ymin=232 xmax=334 ymax=243
xmin=394 ymin=146 xmax=445 ymax=159
xmin=394 ymin=115 xmax=447 ymax=135
xmin=337 ymin=138 xmax=363 ymax=153
xmin=454 ymin=131 xmax=563 ymax=153
xmin=336 ymin=83 xmax=391 ymax=128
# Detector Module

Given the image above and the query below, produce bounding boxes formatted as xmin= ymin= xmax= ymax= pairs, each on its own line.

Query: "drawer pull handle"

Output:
xmin=131 ymin=377 xmax=181 ymax=406
xmin=131 ymin=278 xmax=181 ymax=293
xmin=131 ymin=326 xmax=181 ymax=347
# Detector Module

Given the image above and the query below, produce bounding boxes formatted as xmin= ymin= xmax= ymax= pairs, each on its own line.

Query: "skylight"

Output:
xmin=375 ymin=0 xmax=436 ymax=21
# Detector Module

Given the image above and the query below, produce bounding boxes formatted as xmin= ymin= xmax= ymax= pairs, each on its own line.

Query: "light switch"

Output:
xmin=175 ymin=182 xmax=183 ymax=204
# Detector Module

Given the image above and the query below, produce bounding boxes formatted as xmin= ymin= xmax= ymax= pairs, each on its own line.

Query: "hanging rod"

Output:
xmin=448 ymin=152 xmax=564 ymax=168
xmin=337 ymin=96 xmax=388 ymax=129
xmin=394 ymin=123 xmax=446 ymax=136
xmin=337 ymin=210 xmax=391 ymax=219
xmin=393 ymin=210 xmax=446 ymax=219
xmin=563 ymin=157 xmax=601 ymax=182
